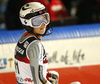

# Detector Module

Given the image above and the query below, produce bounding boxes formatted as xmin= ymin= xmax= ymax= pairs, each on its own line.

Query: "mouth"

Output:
xmin=40 ymin=28 xmax=45 ymax=30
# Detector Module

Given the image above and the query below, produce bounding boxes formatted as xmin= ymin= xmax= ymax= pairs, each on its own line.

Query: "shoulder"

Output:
xmin=19 ymin=32 xmax=37 ymax=43
xmin=28 ymin=40 xmax=41 ymax=48
xmin=27 ymin=40 xmax=43 ymax=53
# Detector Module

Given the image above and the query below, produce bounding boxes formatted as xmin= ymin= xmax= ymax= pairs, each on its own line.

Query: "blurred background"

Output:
xmin=0 ymin=0 xmax=100 ymax=30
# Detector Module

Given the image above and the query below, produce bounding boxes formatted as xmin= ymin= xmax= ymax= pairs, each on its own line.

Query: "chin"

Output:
xmin=40 ymin=32 xmax=45 ymax=34
xmin=40 ymin=31 xmax=45 ymax=34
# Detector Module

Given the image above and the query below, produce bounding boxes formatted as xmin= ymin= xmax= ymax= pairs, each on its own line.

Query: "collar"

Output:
xmin=24 ymin=32 xmax=41 ymax=42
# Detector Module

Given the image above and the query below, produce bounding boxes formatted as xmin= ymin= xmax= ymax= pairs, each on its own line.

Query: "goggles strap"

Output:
xmin=20 ymin=17 xmax=30 ymax=26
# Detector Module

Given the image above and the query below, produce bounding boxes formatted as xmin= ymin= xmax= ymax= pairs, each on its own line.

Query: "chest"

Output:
xmin=40 ymin=43 xmax=48 ymax=64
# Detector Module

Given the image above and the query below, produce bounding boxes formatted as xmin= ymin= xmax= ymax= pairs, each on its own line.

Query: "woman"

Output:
xmin=14 ymin=2 xmax=59 ymax=84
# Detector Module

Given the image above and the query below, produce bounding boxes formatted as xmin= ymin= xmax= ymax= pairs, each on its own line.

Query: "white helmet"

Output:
xmin=19 ymin=2 xmax=52 ymax=36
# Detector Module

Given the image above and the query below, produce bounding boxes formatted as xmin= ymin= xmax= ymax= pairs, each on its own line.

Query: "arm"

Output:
xmin=28 ymin=41 xmax=51 ymax=84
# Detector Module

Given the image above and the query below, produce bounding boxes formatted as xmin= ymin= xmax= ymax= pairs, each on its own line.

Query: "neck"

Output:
xmin=37 ymin=36 xmax=42 ymax=40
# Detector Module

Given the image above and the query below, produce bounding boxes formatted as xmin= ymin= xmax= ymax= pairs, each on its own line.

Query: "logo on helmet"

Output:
xmin=22 ymin=4 xmax=30 ymax=11
xmin=39 ymin=11 xmax=43 ymax=14
xmin=24 ymin=20 xmax=27 ymax=24
xmin=22 ymin=7 xmax=30 ymax=11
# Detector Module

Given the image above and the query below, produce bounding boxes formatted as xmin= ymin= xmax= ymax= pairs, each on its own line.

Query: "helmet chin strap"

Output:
xmin=42 ymin=27 xmax=53 ymax=36
xmin=33 ymin=26 xmax=53 ymax=40
xmin=42 ymin=23 xmax=53 ymax=36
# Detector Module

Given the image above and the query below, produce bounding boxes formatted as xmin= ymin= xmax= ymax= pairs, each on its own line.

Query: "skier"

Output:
xmin=14 ymin=2 xmax=59 ymax=84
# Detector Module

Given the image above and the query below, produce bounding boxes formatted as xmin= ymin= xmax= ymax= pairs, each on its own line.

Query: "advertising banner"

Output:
xmin=0 ymin=36 xmax=100 ymax=73
xmin=43 ymin=36 xmax=100 ymax=69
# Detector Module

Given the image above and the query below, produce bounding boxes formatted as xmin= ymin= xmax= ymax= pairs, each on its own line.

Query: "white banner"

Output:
xmin=42 ymin=36 xmax=100 ymax=69
xmin=0 ymin=36 xmax=100 ymax=73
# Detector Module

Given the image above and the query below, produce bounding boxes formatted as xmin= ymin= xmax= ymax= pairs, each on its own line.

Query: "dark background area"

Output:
xmin=0 ymin=0 xmax=100 ymax=30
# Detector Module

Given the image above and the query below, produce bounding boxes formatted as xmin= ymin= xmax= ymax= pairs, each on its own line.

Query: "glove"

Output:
xmin=46 ymin=81 xmax=52 ymax=84
xmin=46 ymin=71 xmax=59 ymax=84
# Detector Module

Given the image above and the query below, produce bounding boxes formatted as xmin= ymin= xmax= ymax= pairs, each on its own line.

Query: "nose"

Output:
xmin=41 ymin=22 xmax=46 ymax=27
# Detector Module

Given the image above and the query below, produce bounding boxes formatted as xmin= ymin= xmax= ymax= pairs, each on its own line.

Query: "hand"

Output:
xmin=46 ymin=81 xmax=52 ymax=84
xmin=47 ymin=71 xmax=59 ymax=84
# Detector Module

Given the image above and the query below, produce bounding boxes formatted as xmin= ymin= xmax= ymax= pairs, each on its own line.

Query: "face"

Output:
xmin=33 ymin=23 xmax=47 ymax=35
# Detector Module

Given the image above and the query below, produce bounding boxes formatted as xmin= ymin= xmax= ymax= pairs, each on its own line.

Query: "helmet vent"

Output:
xmin=26 ymin=4 xmax=29 ymax=7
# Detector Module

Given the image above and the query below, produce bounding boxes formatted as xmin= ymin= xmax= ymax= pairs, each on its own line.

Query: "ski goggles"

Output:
xmin=20 ymin=13 xmax=50 ymax=28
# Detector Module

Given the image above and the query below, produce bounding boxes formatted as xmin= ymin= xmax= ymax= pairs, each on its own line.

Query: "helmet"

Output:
xmin=19 ymin=2 xmax=53 ymax=36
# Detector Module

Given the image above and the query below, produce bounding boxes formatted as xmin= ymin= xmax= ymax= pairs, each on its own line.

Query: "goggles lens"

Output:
xmin=31 ymin=13 xmax=50 ymax=27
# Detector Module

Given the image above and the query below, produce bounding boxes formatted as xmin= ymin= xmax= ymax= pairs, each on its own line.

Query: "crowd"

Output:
xmin=0 ymin=0 xmax=100 ymax=30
